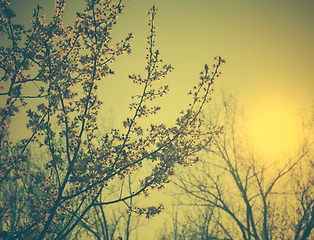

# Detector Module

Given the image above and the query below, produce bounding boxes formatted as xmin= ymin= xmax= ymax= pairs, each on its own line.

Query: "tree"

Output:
xmin=169 ymin=92 xmax=314 ymax=240
xmin=0 ymin=0 xmax=225 ymax=239
xmin=287 ymin=106 xmax=314 ymax=240
xmin=156 ymin=198 xmax=231 ymax=240
xmin=77 ymin=169 xmax=147 ymax=240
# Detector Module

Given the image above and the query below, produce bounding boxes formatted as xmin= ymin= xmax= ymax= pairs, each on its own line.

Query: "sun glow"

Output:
xmin=249 ymin=102 xmax=298 ymax=159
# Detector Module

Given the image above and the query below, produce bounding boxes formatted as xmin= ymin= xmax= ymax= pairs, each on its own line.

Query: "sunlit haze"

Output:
xmin=1 ymin=0 xmax=314 ymax=239
xmin=249 ymin=99 xmax=299 ymax=159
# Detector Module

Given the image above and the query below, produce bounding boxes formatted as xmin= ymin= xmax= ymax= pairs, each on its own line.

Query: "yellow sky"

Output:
xmin=105 ymin=0 xmax=314 ymax=158
xmin=5 ymin=1 xmax=314 ymax=158
xmin=2 ymin=0 xmax=314 ymax=238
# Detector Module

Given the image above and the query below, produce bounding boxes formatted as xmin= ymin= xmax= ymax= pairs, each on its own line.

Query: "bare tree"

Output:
xmin=170 ymin=92 xmax=314 ymax=240
xmin=156 ymin=198 xmax=232 ymax=240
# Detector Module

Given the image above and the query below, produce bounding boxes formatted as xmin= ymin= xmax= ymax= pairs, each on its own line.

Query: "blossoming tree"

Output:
xmin=0 ymin=0 xmax=225 ymax=239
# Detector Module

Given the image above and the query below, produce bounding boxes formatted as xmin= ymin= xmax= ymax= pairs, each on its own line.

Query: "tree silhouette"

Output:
xmin=0 ymin=0 xmax=225 ymax=239
xmin=166 ymin=93 xmax=314 ymax=240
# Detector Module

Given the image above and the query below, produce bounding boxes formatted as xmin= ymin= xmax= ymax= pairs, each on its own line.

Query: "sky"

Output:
xmin=5 ymin=0 xmax=314 ymax=159
xmin=2 ymin=0 xmax=314 ymax=238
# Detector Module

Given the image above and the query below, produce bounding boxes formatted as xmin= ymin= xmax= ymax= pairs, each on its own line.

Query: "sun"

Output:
xmin=248 ymin=102 xmax=298 ymax=159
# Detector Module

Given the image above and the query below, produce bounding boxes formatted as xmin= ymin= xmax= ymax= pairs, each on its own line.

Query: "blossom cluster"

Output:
xmin=0 ymin=1 xmax=225 ymax=239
